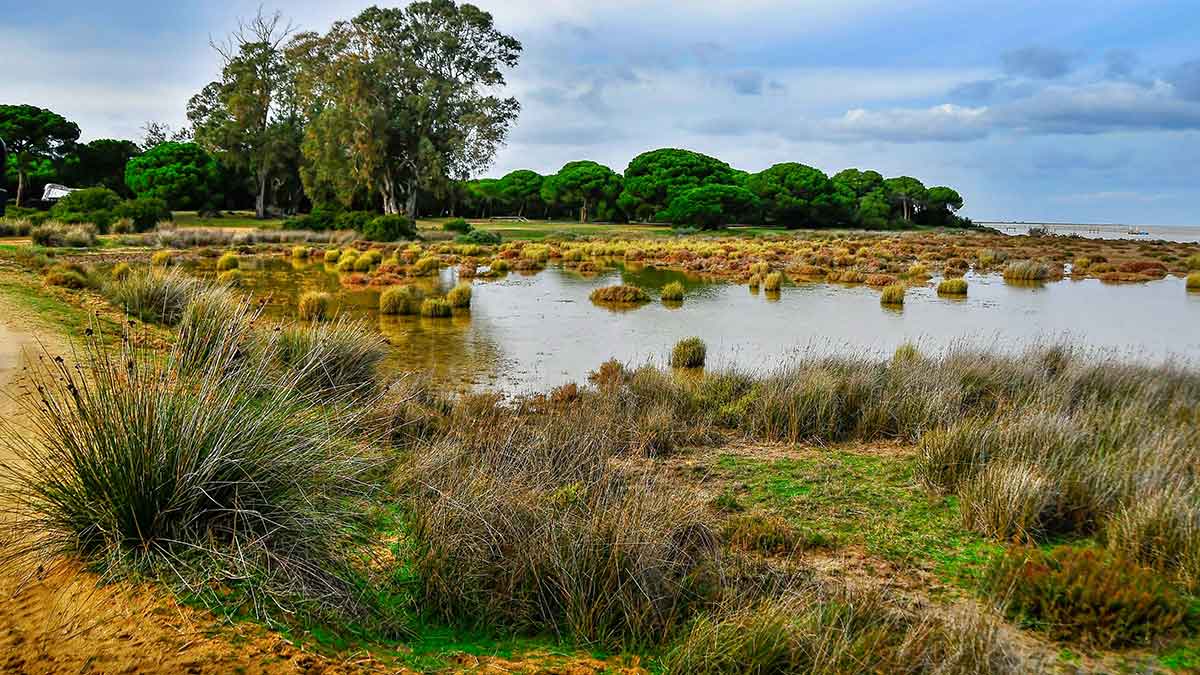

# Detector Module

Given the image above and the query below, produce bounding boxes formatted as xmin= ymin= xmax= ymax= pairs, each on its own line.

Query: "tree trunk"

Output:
xmin=255 ymin=170 xmax=269 ymax=219
xmin=15 ymin=171 xmax=24 ymax=207
xmin=380 ymin=174 xmax=401 ymax=215
xmin=580 ymin=199 xmax=589 ymax=224
xmin=405 ymin=178 xmax=418 ymax=219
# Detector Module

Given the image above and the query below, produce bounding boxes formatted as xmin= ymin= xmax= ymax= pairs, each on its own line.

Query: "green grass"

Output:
xmin=709 ymin=449 xmax=1001 ymax=589
xmin=172 ymin=210 xmax=287 ymax=229
xmin=418 ymin=217 xmax=674 ymax=240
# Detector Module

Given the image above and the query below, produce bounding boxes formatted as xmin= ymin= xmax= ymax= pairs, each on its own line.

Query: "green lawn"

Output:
xmin=172 ymin=210 xmax=286 ymax=229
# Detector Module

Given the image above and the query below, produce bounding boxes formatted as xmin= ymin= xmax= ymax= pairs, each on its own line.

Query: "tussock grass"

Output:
xmin=175 ymin=287 xmax=260 ymax=376
xmin=446 ymin=283 xmax=472 ymax=308
xmin=31 ymin=222 xmax=98 ymax=248
xmin=110 ymin=262 xmax=132 ymax=280
xmin=217 ymin=268 xmax=242 ymax=286
xmin=43 ymin=262 xmax=92 ymax=289
xmin=274 ymin=318 xmax=387 ymax=400
xmin=298 ymin=291 xmax=332 ymax=321
xmin=150 ymin=250 xmax=174 ymax=267
xmin=938 ymin=278 xmax=968 ymax=295
xmin=590 ymin=285 xmax=650 ymax=304
xmin=216 ymin=252 xmax=240 ymax=271
xmin=1003 ymin=260 xmax=1051 ymax=282
xmin=762 ymin=272 xmax=784 ymax=292
xmin=670 ymin=337 xmax=707 ymax=369
xmin=960 ymin=460 xmax=1058 ymax=541
xmin=661 ymin=281 xmax=685 ymax=302
xmin=420 ymin=297 xmax=452 ymax=318
xmin=1187 ymin=272 xmax=1200 ymax=290
xmin=105 ymin=268 xmax=210 ymax=325
xmin=880 ymin=283 xmax=906 ymax=305
xmin=380 ymin=285 xmax=423 ymax=315
xmin=0 ymin=326 xmax=381 ymax=619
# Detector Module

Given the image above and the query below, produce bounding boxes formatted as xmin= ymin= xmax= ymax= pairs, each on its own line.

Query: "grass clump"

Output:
xmin=110 ymin=262 xmax=132 ymax=281
xmin=291 ymin=245 xmax=311 ymax=259
xmin=216 ymin=268 xmax=242 ymax=286
xmin=420 ymin=297 xmax=453 ymax=318
xmin=43 ymin=262 xmax=91 ymax=289
xmin=723 ymin=512 xmax=806 ymax=556
xmin=323 ymin=248 xmax=342 ymax=264
xmin=175 ymin=288 xmax=259 ymax=376
xmin=661 ymin=281 xmax=685 ymax=303
xmin=1187 ymin=272 xmax=1200 ymax=290
xmin=880 ymin=283 xmax=906 ymax=306
xmin=446 ymin=283 xmax=472 ymax=308
xmin=380 ymin=285 xmax=423 ymax=315
xmin=959 ymin=460 xmax=1058 ymax=542
xmin=1003 ymin=260 xmax=1051 ymax=282
xmin=105 ymin=269 xmax=208 ymax=325
xmin=150 ymin=250 xmax=174 ymax=267
xmin=983 ymin=546 xmax=1193 ymax=648
xmin=215 ymin=252 xmax=239 ymax=271
xmin=762 ymin=271 xmax=783 ymax=292
xmin=336 ymin=253 xmax=358 ymax=273
xmin=670 ymin=337 xmax=707 ymax=369
xmin=409 ymin=256 xmax=441 ymax=276
xmin=274 ymin=318 xmax=387 ymax=400
xmin=590 ymin=284 xmax=650 ymax=304
xmin=938 ymin=277 xmax=968 ymax=295
xmin=0 ymin=327 xmax=380 ymax=620
xmin=297 ymin=291 xmax=332 ymax=321
xmin=31 ymin=222 xmax=98 ymax=248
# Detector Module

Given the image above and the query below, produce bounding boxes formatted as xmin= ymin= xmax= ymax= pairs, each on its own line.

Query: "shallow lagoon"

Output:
xmin=193 ymin=256 xmax=1200 ymax=394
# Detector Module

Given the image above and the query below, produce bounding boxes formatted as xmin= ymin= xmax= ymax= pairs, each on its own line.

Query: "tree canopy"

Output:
xmin=541 ymin=161 xmax=622 ymax=223
xmin=289 ymin=1 xmax=521 ymax=217
xmin=661 ymin=184 xmax=761 ymax=229
xmin=618 ymin=148 xmax=738 ymax=222
xmin=64 ymin=139 xmax=141 ymax=196
xmin=0 ymin=104 xmax=81 ymax=205
xmin=497 ymin=169 xmax=544 ymax=217
xmin=745 ymin=163 xmax=856 ymax=227
xmin=125 ymin=142 xmax=223 ymax=210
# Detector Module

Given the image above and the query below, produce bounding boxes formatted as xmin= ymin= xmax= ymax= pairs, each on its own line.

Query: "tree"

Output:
xmin=831 ymin=168 xmax=883 ymax=198
xmin=290 ymin=1 xmax=522 ymax=217
xmin=745 ymin=162 xmax=853 ymax=227
xmin=139 ymin=122 xmax=192 ymax=150
xmin=541 ymin=161 xmax=622 ymax=223
xmin=856 ymin=189 xmax=893 ymax=229
xmin=466 ymin=178 xmax=504 ymax=217
xmin=189 ymin=10 xmax=301 ymax=219
xmin=883 ymin=176 xmax=928 ymax=222
xmin=0 ymin=104 xmax=80 ymax=206
xmin=660 ymin=184 xmax=761 ymax=229
xmin=124 ymin=142 xmax=222 ymax=210
xmin=918 ymin=186 xmax=965 ymax=226
xmin=66 ymin=139 xmax=141 ymax=196
xmin=618 ymin=148 xmax=738 ymax=221
xmin=497 ymin=169 xmax=543 ymax=217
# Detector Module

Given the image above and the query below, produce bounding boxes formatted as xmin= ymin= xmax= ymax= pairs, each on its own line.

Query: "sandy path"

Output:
xmin=0 ymin=298 xmax=403 ymax=674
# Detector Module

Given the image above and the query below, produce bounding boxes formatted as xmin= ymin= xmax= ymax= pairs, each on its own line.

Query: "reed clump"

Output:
xmin=380 ymin=285 xmax=423 ymax=316
xmin=1003 ymin=260 xmax=1051 ymax=282
xmin=670 ymin=337 xmax=707 ymax=369
xmin=297 ymin=291 xmax=332 ymax=321
xmin=105 ymin=268 xmax=209 ymax=325
xmin=661 ymin=281 xmax=685 ymax=303
xmin=1187 ymin=272 xmax=1200 ymax=290
xmin=762 ymin=272 xmax=784 ymax=292
xmin=446 ymin=283 xmax=473 ymax=308
xmin=216 ymin=252 xmax=240 ymax=271
xmin=420 ymin=297 xmax=453 ymax=318
xmin=880 ymin=283 xmax=906 ymax=305
xmin=590 ymin=285 xmax=650 ymax=304
xmin=938 ymin=278 xmax=968 ymax=295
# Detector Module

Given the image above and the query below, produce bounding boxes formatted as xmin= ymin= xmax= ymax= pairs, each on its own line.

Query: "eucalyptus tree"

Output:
xmin=289 ymin=1 xmax=521 ymax=217
xmin=188 ymin=10 xmax=301 ymax=218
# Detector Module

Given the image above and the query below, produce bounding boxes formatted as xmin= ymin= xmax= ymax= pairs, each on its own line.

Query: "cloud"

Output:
xmin=829 ymin=104 xmax=991 ymax=143
xmin=1168 ymin=60 xmax=1200 ymax=101
xmin=1001 ymin=46 xmax=1075 ymax=79
xmin=998 ymin=81 xmax=1200 ymax=134
xmin=1104 ymin=49 xmax=1140 ymax=80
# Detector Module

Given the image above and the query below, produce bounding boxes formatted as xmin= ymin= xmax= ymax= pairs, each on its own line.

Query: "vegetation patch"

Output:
xmin=589 ymin=284 xmax=650 ymax=304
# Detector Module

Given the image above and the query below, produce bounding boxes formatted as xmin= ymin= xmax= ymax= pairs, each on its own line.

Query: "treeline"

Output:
xmin=3 ymin=2 xmax=967 ymax=231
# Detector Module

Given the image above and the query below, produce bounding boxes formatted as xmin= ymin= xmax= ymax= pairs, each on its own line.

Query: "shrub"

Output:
xmin=661 ymin=281 xmax=685 ymax=303
xmin=670 ymin=337 xmax=707 ymax=369
xmin=43 ymin=263 xmax=90 ymax=289
xmin=273 ymin=319 xmax=386 ymax=399
xmin=457 ymin=229 xmax=502 ymax=245
xmin=880 ymin=283 xmax=906 ymax=305
xmin=590 ymin=285 xmax=650 ymax=304
xmin=380 ymin=286 xmax=423 ymax=315
xmin=984 ymin=546 xmax=1191 ymax=648
xmin=938 ymin=278 xmax=968 ymax=295
xmin=420 ymin=297 xmax=452 ymax=318
xmin=105 ymin=269 xmax=208 ymax=325
xmin=113 ymin=197 xmax=171 ymax=232
xmin=443 ymin=218 xmax=472 ymax=233
xmin=216 ymin=252 xmax=239 ymax=271
xmin=762 ymin=272 xmax=783 ymax=292
xmin=1003 ymin=260 xmax=1051 ymax=282
xmin=31 ymin=222 xmax=98 ymax=248
xmin=50 ymin=187 xmax=122 ymax=232
xmin=297 ymin=291 xmax=332 ymax=321
xmin=0 ymin=328 xmax=377 ymax=619
xmin=362 ymin=215 xmax=415 ymax=242
xmin=324 ymin=248 xmax=342 ymax=264
xmin=447 ymin=283 xmax=472 ymax=308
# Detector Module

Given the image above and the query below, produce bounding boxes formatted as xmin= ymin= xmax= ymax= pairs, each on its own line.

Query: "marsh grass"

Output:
xmin=1187 ymin=272 xmax=1200 ymax=290
xmin=1003 ymin=260 xmax=1051 ymax=282
xmin=0 ymin=325 xmax=382 ymax=620
xmin=105 ymin=268 xmax=210 ymax=325
xmin=670 ymin=337 xmax=707 ymax=369
xmin=590 ymin=285 xmax=651 ymax=304
xmin=762 ymin=272 xmax=784 ymax=292
xmin=274 ymin=318 xmax=387 ymax=400
xmin=216 ymin=252 xmax=240 ymax=271
xmin=298 ymin=291 xmax=332 ymax=321
xmin=380 ymin=285 xmax=423 ymax=315
xmin=880 ymin=283 xmax=906 ymax=306
xmin=175 ymin=287 xmax=260 ymax=376
xmin=420 ymin=297 xmax=452 ymax=318
xmin=661 ymin=281 xmax=685 ymax=303
xmin=31 ymin=222 xmax=98 ymax=248
xmin=446 ymin=283 xmax=472 ymax=308
xmin=938 ymin=278 xmax=968 ymax=295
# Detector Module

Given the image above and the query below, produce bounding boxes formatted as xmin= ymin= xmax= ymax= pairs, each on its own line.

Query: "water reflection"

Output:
xmin=188 ymin=256 xmax=1200 ymax=395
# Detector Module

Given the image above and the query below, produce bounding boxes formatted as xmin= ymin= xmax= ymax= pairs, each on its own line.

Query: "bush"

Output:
xmin=43 ymin=263 xmax=91 ymax=289
xmin=298 ymin=291 xmax=332 ymax=321
xmin=216 ymin=252 xmax=239 ymax=271
xmin=446 ymin=283 xmax=472 ymax=308
xmin=49 ymin=187 xmax=122 ymax=232
xmin=443 ymin=218 xmax=472 ymax=233
xmin=670 ymin=337 xmax=707 ymax=369
xmin=938 ymin=278 xmax=968 ymax=295
xmin=457 ymin=229 xmax=502 ymax=245
xmin=1188 ymin=273 xmax=1200 ymax=290
xmin=420 ymin=297 xmax=452 ymax=318
xmin=380 ymin=286 xmax=423 ymax=316
xmin=105 ymin=269 xmax=208 ymax=325
xmin=31 ymin=222 xmax=98 ymax=248
xmin=113 ymin=197 xmax=172 ymax=233
xmin=984 ymin=546 xmax=1192 ymax=648
xmin=661 ymin=281 xmax=685 ymax=303
xmin=880 ymin=283 xmax=906 ymax=305
xmin=273 ymin=319 xmax=386 ymax=400
xmin=0 ymin=327 xmax=377 ymax=619
xmin=590 ymin=285 xmax=651 ymax=304
xmin=362 ymin=215 xmax=415 ymax=242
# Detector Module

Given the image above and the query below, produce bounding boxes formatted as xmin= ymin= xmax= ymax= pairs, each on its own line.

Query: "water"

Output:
xmin=193 ymin=257 xmax=1200 ymax=394
xmin=984 ymin=222 xmax=1200 ymax=244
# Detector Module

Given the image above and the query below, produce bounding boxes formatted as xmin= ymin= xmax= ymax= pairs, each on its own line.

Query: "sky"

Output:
xmin=2 ymin=0 xmax=1199 ymax=225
